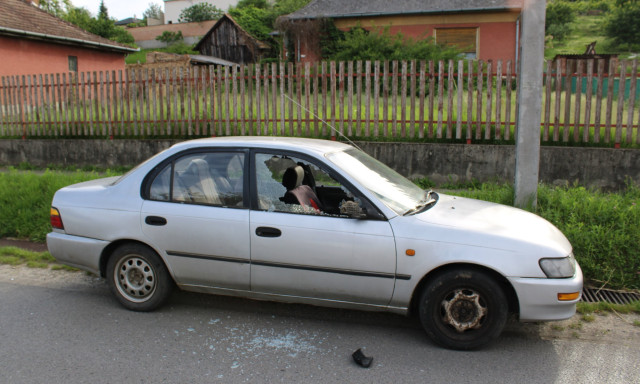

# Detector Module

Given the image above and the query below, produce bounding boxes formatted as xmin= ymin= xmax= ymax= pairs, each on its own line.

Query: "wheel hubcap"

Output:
xmin=115 ymin=256 xmax=156 ymax=303
xmin=441 ymin=289 xmax=487 ymax=333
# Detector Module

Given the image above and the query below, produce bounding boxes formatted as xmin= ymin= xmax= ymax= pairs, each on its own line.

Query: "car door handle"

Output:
xmin=255 ymin=226 xmax=281 ymax=238
xmin=145 ymin=216 xmax=167 ymax=226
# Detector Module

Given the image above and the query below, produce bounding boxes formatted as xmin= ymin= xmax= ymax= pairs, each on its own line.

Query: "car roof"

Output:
xmin=170 ymin=136 xmax=354 ymax=156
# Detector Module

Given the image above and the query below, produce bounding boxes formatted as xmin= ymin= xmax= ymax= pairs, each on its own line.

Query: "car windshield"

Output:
xmin=326 ymin=148 xmax=427 ymax=215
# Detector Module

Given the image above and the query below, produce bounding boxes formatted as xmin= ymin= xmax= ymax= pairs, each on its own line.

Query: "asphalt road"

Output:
xmin=1 ymin=268 xmax=639 ymax=384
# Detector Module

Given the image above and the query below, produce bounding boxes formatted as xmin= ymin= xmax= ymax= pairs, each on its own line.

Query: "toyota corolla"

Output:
xmin=47 ymin=137 xmax=582 ymax=350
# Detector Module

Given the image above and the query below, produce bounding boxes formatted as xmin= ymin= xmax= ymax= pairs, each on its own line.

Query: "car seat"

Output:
xmin=282 ymin=165 xmax=323 ymax=211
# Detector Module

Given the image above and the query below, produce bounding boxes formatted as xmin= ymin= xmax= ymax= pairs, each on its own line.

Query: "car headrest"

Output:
xmin=187 ymin=158 xmax=210 ymax=177
xmin=282 ymin=165 xmax=304 ymax=190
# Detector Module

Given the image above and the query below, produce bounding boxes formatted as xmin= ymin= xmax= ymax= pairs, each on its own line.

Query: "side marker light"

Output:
xmin=558 ymin=292 xmax=580 ymax=301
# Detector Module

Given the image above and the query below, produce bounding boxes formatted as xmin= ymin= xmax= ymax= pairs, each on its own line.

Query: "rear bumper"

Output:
xmin=509 ymin=263 xmax=583 ymax=322
xmin=46 ymin=232 xmax=108 ymax=276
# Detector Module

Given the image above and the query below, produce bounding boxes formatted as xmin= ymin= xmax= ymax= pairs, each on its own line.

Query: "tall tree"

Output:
xmin=39 ymin=0 xmax=72 ymax=18
xmin=605 ymin=0 xmax=640 ymax=51
xmin=62 ymin=6 xmax=93 ymax=31
xmin=143 ymin=3 xmax=163 ymax=20
xmin=178 ymin=3 xmax=223 ymax=23
xmin=97 ymin=0 xmax=109 ymax=20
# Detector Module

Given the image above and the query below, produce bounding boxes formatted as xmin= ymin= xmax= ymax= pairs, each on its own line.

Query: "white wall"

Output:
xmin=164 ymin=0 xmax=237 ymax=24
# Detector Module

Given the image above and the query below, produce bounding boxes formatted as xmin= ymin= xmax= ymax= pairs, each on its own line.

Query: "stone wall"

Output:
xmin=1 ymin=139 xmax=638 ymax=190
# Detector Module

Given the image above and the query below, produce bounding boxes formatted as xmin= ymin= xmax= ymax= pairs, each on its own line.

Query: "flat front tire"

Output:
xmin=106 ymin=244 xmax=173 ymax=311
xmin=418 ymin=268 xmax=508 ymax=350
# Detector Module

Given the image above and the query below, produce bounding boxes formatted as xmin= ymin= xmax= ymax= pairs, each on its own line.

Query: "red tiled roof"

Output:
xmin=0 ymin=0 xmax=137 ymax=52
xmin=285 ymin=0 xmax=523 ymax=20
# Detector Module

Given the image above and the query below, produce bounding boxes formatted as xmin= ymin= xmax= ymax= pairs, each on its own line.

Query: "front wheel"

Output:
xmin=418 ymin=268 xmax=508 ymax=350
xmin=106 ymin=244 xmax=173 ymax=311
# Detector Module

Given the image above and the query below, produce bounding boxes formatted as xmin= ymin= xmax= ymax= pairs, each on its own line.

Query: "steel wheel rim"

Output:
xmin=440 ymin=288 xmax=488 ymax=333
xmin=114 ymin=255 xmax=157 ymax=303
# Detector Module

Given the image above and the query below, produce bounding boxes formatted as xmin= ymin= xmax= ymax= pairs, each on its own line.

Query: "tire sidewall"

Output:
xmin=418 ymin=269 xmax=508 ymax=350
xmin=106 ymin=244 xmax=172 ymax=312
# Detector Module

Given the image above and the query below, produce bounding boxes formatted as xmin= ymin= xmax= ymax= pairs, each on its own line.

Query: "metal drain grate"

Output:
xmin=581 ymin=287 xmax=640 ymax=304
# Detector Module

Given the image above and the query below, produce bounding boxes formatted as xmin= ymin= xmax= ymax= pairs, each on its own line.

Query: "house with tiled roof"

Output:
xmin=282 ymin=0 xmax=523 ymax=63
xmin=0 ymin=0 xmax=137 ymax=76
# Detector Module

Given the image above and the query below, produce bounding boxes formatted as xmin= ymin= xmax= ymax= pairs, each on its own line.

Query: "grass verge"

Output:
xmin=0 ymin=246 xmax=68 ymax=269
xmin=0 ymin=167 xmax=123 ymax=242
xmin=577 ymin=301 xmax=640 ymax=315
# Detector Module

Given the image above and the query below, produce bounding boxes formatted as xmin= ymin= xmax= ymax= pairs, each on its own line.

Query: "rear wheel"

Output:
xmin=106 ymin=244 xmax=173 ymax=311
xmin=418 ymin=268 xmax=508 ymax=350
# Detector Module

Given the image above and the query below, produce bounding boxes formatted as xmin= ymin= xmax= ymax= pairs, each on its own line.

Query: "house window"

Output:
xmin=68 ymin=56 xmax=78 ymax=72
xmin=435 ymin=28 xmax=478 ymax=59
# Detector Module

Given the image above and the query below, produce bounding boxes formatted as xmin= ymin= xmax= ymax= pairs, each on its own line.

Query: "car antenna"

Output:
xmin=283 ymin=94 xmax=363 ymax=151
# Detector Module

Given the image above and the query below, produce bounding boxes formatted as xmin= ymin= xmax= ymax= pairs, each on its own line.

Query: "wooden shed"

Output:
xmin=552 ymin=42 xmax=618 ymax=75
xmin=195 ymin=14 xmax=270 ymax=65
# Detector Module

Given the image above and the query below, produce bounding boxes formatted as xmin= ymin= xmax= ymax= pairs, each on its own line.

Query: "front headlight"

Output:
xmin=539 ymin=254 xmax=576 ymax=278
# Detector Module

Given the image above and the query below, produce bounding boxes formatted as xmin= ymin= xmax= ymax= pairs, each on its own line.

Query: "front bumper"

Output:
xmin=508 ymin=263 xmax=583 ymax=322
xmin=46 ymin=232 xmax=109 ymax=276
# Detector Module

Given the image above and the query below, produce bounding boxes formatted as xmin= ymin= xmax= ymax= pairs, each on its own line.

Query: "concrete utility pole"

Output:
xmin=514 ymin=0 xmax=546 ymax=209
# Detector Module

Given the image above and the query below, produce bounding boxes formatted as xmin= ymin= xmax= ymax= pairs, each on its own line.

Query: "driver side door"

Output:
xmin=249 ymin=151 xmax=398 ymax=306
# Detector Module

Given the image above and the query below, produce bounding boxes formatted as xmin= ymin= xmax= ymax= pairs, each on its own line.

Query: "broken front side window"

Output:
xmin=254 ymin=153 xmax=358 ymax=217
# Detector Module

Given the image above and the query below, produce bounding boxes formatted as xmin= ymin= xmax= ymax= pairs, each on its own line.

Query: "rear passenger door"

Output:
xmin=140 ymin=150 xmax=251 ymax=290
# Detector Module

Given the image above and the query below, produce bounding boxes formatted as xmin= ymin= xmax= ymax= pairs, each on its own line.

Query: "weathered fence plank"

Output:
xmin=456 ymin=60 xmax=463 ymax=139
xmin=584 ymin=60 xmax=594 ymax=143
xmin=447 ymin=60 xmax=454 ymax=139
xmin=484 ymin=61 xmax=493 ymax=141
xmin=495 ymin=60 xmax=503 ymax=140
xmin=604 ymin=60 xmax=615 ymax=143
xmin=419 ymin=61 xmax=427 ymax=139
xmin=626 ymin=60 xmax=637 ymax=144
xmin=574 ymin=60 xmax=583 ymax=142
xmin=437 ymin=60 xmax=444 ymax=138
xmin=401 ymin=61 xmax=407 ymax=138
xmin=475 ymin=60 xmax=483 ymax=140
xmin=616 ymin=61 xmax=626 ymax=145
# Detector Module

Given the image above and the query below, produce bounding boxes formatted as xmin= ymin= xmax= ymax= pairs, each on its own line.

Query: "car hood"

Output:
xmin=406 ymin=193 xmax=572 ymax=256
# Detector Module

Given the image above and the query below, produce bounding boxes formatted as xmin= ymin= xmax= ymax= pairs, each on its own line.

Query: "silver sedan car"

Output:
xmin=47 ymin=137 xmax=582 ymax=350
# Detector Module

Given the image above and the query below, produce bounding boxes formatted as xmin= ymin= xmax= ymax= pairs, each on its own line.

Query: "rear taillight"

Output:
xmin=50 ymin=207 xmax=64 ymax=229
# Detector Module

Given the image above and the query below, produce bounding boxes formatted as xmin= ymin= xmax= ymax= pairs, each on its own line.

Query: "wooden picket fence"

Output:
xmin=0 ymin=59 xmax=638 ymax=146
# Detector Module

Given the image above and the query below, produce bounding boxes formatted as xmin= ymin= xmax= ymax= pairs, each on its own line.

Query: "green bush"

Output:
xmin=536 ymin=183 xmax=640 ymax=290
xmin=156 ymin=31 xmax=184 ymax=44
xmin=229 ymin=5 xmax=276 ymax=42
xmin=546 ymin=1 xmax=577 ymax=41
xmin=329 ymin=26 xmax=461 ymax=62
xmin=563 ymin=0 xmax=612 ymax=13
xmin=178 ymin=3 xmax=224 ymax=23
xmin=605 ymin=0 xmax=640 ymax=51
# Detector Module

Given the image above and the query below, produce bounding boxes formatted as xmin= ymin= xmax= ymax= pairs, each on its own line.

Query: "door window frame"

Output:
xmin=249 ymin=148 xmax=387 ymax=220
xmin=141 ymin=147 xmax=250 ymax=209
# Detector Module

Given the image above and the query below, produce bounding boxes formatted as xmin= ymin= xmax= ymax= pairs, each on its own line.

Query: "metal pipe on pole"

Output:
xmin=514 ymin=0 xmax=546 ymax=209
